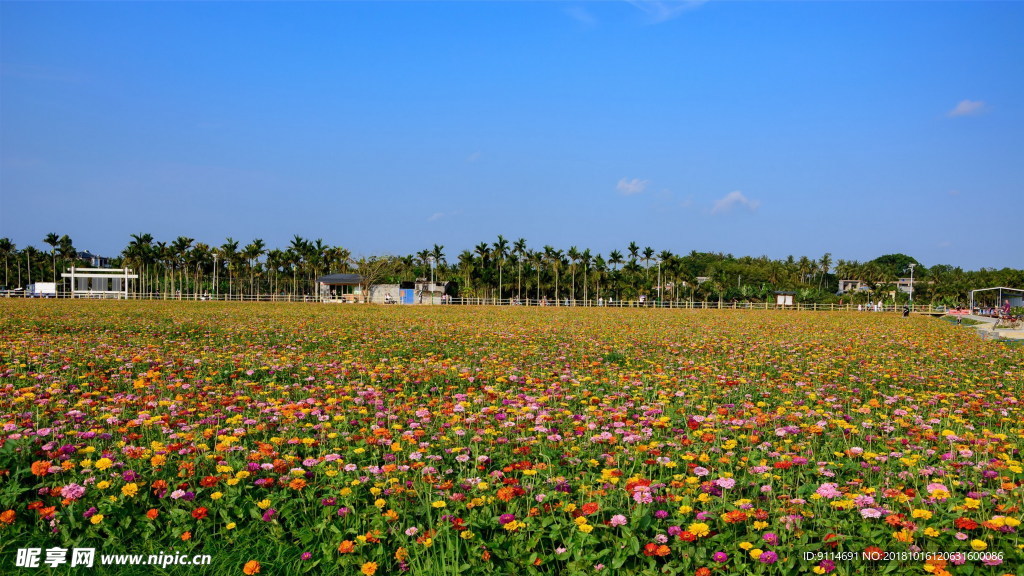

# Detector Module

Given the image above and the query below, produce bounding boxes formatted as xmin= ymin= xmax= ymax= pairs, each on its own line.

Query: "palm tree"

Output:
xmin=513 ymin=238 xmax=527 ymax=299
xmin=530 ymin=250 xmax=544 ymax=301
xmin=608 ymin=250 xmax=624 ymax=300
xmin=431 ymin=244 xmax=446 ymax=281
xmin=44 ymin=233 xmax=60 ymax=286
xmin=171 ymin=237 xmax=194 ymax=295
xmin=567 ymin=246 xmax=580 ymax=303
xmin=818 ymin=252 xmax=833 ymax=293
xmin=0 ymin=238 xmax=14 ymax=288
xmin=458 ymin=250 xmax=475 ymax=295
xmin=473 ymin=242 xmax=490 ymax=296
xmin=124 ymin=233 xmax=154 ymax=295
xmin=580 ymin=248 xmax=592 ymax=303
xmin=58 ymin=236 xmax=76 ymax=292
xmin=493 ymin=235 xmax=509 ymax=300
xmin=243 ymin=239 xmax=266 ymax=295
xmin=642 ymin=246 xmax=655 ymax=283
xmin=219 ymin=238 xmax=239 ymax=296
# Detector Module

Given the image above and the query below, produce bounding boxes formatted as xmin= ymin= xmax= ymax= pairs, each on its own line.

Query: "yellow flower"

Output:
xmin=739 ymin=542 xmax=753 ymax=551
xmin=96 ymin=481 xmax=110 ymax=490
xmin=431 ymin=501 xmax=446 ymax=508
xmin=90 ymin=514 xmax=104 ymax=525
xmin=226 ymin=522 xmax=237 ymax=530
xmin=970 ymin=539 xmax=987 ymax=551
xmin=911 ymin=509 xmax=933 ymax=520
xmin=678 ymin=505 xmax=692 ymax=515
xmin=750 ymin=548 xmax=763 ymax=560
xmin=578 ymin=523 xmax=594 ymax=533
xmin=210 ymin=492 xmax=223 ymax=500
xmin=753 ymin=521 xmax=769 ymax=530
xmin=924 ymin=527 xmax=940 ymax=537
xmin=374 ymin=498 xmax=387 ymax=509
xmin=340 ymin=487 xmax=352 ymax=497
xmin=687 ymin=523 xmax=710 ymax=538
xmin=95 ymin=458 xmax=113 ymax=471
xmin=361 ymin=561 xmax=378 ymax=576
xmin=963 ymin=498 xmax=981 ymax=510
xmin=257 ymin=499 xmax=271 ymax=510
xmin=476 ymin=482 xmax=489 ymax=491
xmin=460 ymin=530 xmax=474 ymax=540
xmin=121 ymin=483 xmax=139 ymax=498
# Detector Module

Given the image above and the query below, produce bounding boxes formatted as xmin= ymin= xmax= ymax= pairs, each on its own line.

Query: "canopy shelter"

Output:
xmin=969 ymin=287 xmax=1024 ymax=315
xmin=61 ymin=267 xmax=138 ymax=298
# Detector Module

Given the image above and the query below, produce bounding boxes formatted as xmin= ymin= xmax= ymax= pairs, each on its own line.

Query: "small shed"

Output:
xmin=317 ymin=273 xmax=364 ymax=303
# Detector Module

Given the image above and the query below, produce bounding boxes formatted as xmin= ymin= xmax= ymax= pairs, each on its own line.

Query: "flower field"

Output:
xmin=1 ymin=300 xmax=1022 ymax=575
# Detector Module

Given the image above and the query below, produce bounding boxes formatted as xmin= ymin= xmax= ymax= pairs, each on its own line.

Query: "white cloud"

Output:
xmin=947 ymin=100 xmax=986 ymax=117
xmin=711 ymin=190 xmax=759 ymax=215
xmin=626 ymin=0 xmax=709 ymax=23
xmin=564 ymin=5 xmax=597 ymax=26
xmin=466 ymin=151 xmax=481 ymax=163
xmin=427 ymin=212 xmax=445 ymax=222
xmin=617 ymin=178 xmax=649 ymax=195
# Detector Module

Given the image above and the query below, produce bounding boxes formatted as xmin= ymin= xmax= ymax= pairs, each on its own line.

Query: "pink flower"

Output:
xmin=609 ymin=515 xmax=628 ymax=527
xmin=715 ymin=478 xmax=736 ymax=489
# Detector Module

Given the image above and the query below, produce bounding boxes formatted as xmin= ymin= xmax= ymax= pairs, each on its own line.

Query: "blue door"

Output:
xmin=400 ymin=289 xmax=415 ymax=304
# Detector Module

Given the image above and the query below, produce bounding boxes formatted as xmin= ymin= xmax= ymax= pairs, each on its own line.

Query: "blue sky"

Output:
xmin=1 ymin=1 xmax=1021 ymax=269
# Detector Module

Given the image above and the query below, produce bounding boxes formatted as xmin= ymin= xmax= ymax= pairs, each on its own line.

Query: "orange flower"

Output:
xmin=30 ymin=461 xmax=51 ymax=477
xmin=361 ymin=562 xmax=378 ymax=576
xmin=242 ymin=560 xmax=261 ymax=575
xmin=695 ymin=568 xmax=712 ymax=576
xmin=146 ymin=509 xmax=159 ymax=520
xmin=0 ymin=510 xmax=15 ymax=524
xmin=581 ymin=502 xmax=600 ymax=515
xmin=288 ymin=478 xmax=307 ymax=491
xmin=337 ymin=540 xmax=355 ymax=554
xmin=181 ymin=531 xmax=192 ymax=541
xmin=722 ymin=510 xmax=748 ymax=524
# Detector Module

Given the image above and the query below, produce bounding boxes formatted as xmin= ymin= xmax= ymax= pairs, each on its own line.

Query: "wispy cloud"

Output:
xmin=626 ymin=0 xmax=710 ymax=23
xmin=948 ymin=189 xmax=960 ymax=196
xmin=617 ymin=178 xmax=649 ymax=196
xmin=947 ymin=99 xmax=986 ymax=117
xmin=564 ymin=5 xmax=597 ymax=26
xmin=711 ymin=190 xmax=759 ymax=215
xmin=428 ymin=212 xmax=446 ymax=222
xmin=466 ymin=151 xmax=481 ymax=163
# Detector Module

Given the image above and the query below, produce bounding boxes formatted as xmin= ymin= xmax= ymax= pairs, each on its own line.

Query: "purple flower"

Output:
xmin=262 ymin=508 xmax=277 ymax=521
xmin=762 ymin=532 xmax=779 ymax=546
xmin=712 ymin=552 xmax=728 ymax=563
xmin=337 ymin=507 xmax=350 ymax=517
xmin=654 ymin=510 xmax=669 ymax=519
xmin=83 ymin=507 xmax=97 ymax=519
xmin=759 ymin=551 xmax=778 ymax=564
xmin=499 ymin=514 xmax=516 ymax=525
xmin=301 ymin=552 xmax=312 ymax=561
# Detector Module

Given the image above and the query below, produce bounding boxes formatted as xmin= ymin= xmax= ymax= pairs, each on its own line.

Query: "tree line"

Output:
xmin=1 ymin=233 xmax=1021 ymax=306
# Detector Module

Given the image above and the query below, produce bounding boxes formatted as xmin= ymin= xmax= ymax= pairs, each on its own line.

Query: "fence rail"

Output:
xmin=0 ymin=290 xmax=959 ymax=314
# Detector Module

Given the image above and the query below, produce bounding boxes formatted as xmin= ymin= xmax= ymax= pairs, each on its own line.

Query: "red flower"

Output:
xmin=191 ymin=507 xmax=208 ymax=520
xmin=643 ymin=543 xmax=660 ymax=557
xmin=954 ymin=517 xmax=979 ymax=530
xmin=677 ymin=531 xmax=697 ymax=542
xmin=695 ymin=568 xmax=712 ymax=576
xmin=581 ymin=502 xmax=600 ymax=516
